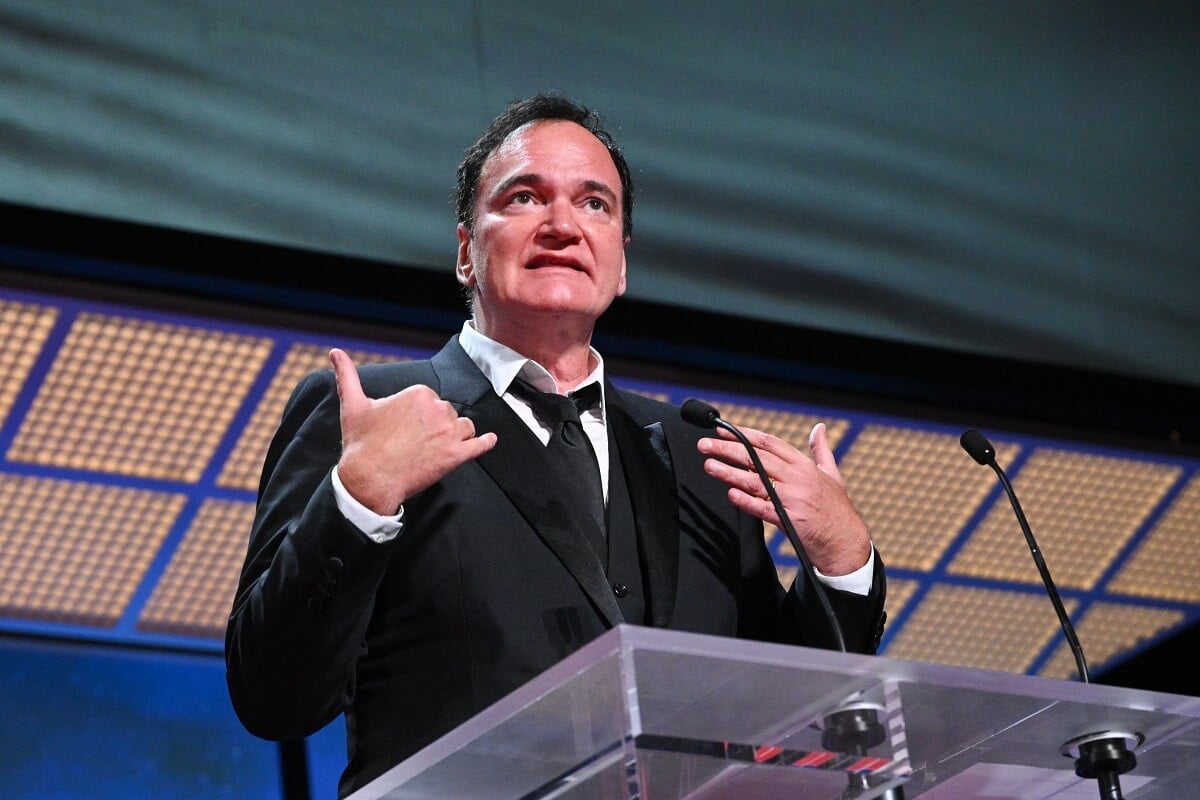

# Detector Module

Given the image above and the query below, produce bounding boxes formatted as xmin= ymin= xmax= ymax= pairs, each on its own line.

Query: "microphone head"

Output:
xmin=681 ymin=398 xmax=721 ymax=428
xmin=960 ymin=428 xmax=996 ymax=465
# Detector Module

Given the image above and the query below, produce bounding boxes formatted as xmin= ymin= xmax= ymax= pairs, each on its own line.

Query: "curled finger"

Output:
xmin=457 ymin=415 xmax=478 ymax=440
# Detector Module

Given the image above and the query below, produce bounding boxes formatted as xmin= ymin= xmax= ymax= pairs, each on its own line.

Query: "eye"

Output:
xmin=585 ymin=197 xmax=609 ymax=212
xmin=511 ymin=191 xmax=534 ymax=205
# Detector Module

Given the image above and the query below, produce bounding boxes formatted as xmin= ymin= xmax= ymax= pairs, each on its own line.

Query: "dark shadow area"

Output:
xmin=1095 ymin=620 xmax=1200 ymax=697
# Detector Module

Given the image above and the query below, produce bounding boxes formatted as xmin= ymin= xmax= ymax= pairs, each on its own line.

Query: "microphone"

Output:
xmin=959 ymin=428 xmax=1090 ymax=683
xmin=682 ymin=398 xmax=847 ymax=652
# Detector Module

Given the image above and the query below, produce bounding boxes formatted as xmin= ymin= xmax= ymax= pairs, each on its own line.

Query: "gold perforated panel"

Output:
xmin=0 ymin=289 xmax=1197 ymax=681
xmin=619 ymin=385 xmax=670 ymax=403
xmin=1107 ymin=475 xmax=1200 ymax=602
xmin=949 ymin=449 xmax=1181 ymax=589
xmin=0 ymin=300 xmax=58 ymax=427
xmin=217 ymin=343 xmax=406 ymax=491
xmin=0 ymin=473 xmax=185 ymax=625
xmin=694 ymin=400 xmax=850 ymax=450
xmin=883 ymin=578 xmax=921 ymax=623
xmin=7 ymin=313 xmax=274 ymax=482
xmin=884 ymin=584 xmax=1078 ymax=673
xmin=138 ymin=498 xmax=257 ymax=639
xmin=1038 ymin=602 xmax=1185 ymax=680
xmin=840 ymin=426 xmax=1020 ymax=571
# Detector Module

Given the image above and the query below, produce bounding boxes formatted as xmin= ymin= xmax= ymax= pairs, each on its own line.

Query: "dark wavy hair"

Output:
xmin=454 ymin=93 xmax=634 ymax=240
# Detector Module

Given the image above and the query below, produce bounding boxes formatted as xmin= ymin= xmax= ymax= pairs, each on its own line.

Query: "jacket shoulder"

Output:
xmin=611 ymin=384 xmax=696 ymax=438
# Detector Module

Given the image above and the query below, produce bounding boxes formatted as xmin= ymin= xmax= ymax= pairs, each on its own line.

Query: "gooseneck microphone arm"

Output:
xmin=682 ymin=399 xmax=847 ymax=653
xmin=960 ymin=429 xmax=1090 ymax=684
xmin=961 ymin=430 xmax=1147 ymax=800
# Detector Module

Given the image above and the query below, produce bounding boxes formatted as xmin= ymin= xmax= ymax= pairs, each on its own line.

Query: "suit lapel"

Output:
xmin=606 ymin=385 xmax=680 ymax=628
xmin=431 ymin=340 xmax=624 ymax=627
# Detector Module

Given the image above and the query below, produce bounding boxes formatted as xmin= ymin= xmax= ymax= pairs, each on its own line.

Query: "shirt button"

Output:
xmin=612 ymin=583 xmax=628 ymax=598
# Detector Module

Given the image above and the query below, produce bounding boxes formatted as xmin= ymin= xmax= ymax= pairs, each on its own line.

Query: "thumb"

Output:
xmin=329 ymin=348 xmax=367 ymax=414
xmin=808 ymin=422 xmax=844 ymax=483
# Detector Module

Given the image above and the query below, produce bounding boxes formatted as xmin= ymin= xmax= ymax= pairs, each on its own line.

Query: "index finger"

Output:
xmin=717 ymin=424 xmax=803 ymax=465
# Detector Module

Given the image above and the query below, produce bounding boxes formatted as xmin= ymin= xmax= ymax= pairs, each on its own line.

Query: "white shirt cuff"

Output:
xmin=331 ymin=465 xmax=405 ymax=543
xmin=813 ymin=548 xmax=875 ymax=596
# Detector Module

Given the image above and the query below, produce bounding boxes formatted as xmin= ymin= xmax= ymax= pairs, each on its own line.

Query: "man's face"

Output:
xmin=456 ymin=120 xmax=628 ymax=333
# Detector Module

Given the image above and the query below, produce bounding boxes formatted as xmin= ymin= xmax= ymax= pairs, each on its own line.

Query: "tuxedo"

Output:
xmin=225 ymin=337 xmax=886 ymax=798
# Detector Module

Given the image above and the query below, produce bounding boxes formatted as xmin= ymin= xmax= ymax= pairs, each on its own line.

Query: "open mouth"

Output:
xmin=527 ymin=255 xmax=587 ymax=272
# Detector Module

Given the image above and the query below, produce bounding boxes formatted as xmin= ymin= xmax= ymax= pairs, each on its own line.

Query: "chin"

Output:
xmin=526 ymin=289 xmax=595 ymax=313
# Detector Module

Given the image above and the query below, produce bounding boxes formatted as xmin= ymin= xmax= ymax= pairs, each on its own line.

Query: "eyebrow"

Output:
xmin=491 ymin=173 xmax=619 ymax=206
xmin=581 ymin=179 xmax=619 ymax=206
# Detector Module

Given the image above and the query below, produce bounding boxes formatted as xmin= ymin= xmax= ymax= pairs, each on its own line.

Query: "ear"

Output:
xmin=455 ymin=223 xmax=474 ymax=288
xmin=615 ymin=244 xmax=628 ymax=297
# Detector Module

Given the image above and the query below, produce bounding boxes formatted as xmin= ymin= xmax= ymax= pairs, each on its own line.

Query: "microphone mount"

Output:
xmin=820 ymin=701 xmax=906 ymax=799
xmin=1062 ymin=731 xmax=1143 ymax=800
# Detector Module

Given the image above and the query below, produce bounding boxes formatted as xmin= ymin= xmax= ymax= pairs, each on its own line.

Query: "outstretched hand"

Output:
xmin=697 ymin=421 xmax=871 ymax=576
xmin=330 ymin=348 xmax=497 ymax=515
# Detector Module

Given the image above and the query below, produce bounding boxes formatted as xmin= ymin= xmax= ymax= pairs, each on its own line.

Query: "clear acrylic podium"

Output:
xmin=346 ymin=624 xmax=1200 ymax=800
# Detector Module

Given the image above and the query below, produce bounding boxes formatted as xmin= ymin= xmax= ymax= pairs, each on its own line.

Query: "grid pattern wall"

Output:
xmin=1 ymin=288 xmax=1197 ymax=681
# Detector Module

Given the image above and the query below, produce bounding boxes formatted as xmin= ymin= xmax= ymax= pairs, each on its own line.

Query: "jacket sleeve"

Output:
xmin=223 ymin=368 xmax=400 ymax=740
xmin=787 ymin=550 xmax=888 ymax=655
xmin=732 ymin=500 xmax=887 ymax=655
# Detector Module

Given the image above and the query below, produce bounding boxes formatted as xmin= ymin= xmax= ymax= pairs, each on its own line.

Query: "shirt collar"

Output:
xmin=458 ymin=320 xmax=607 ymax=407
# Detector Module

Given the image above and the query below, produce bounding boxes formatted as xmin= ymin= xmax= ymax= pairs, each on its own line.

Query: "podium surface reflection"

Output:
xmin=346 ymin=625 xmax=1200 ymax=800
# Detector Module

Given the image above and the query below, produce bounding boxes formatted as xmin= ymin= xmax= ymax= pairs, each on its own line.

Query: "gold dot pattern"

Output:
xmin=0 ymin=473 xmax=184 ymax=625
xmin=1108 ymin=475 xmax=1200 ymax=602
xmin=883 ymin=578 xmax=921 ymax=623
xmin=840 ymin=426 xmax=1020 ymax=571
xmin=693 ymin=400 xmax=850 ymax=451
xmin=217 ymin=343 xmax=407 ymax=491
xmin=0 ymin=300 xmax=59 ymax=427
xmin=620 ymin=386 xmax=671 ymax=403
xmin=1038 ymin=602 xmax=1185 ymax=680
xmin=884 ymin=584 xmax=1078 ymax=674
xmin=137 ymin=498 xmax=256 ymax=639
xmin=7 ymin=313 xmax=273 ymax=482
xmin=0 ymin=292 xmax=1197 ymax=680
xmin=949 ymin=449 xmax=1181 ymax=590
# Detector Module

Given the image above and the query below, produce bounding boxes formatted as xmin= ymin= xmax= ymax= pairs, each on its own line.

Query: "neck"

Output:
xmin=473 ymin=314 xmax=596 ymax=392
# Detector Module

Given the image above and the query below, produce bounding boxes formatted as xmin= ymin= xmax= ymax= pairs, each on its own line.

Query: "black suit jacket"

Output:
xmin=225 ymin=337 xmax=886 ymax=797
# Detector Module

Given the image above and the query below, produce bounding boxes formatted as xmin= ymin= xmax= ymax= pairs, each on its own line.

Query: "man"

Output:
xmin=225 ymin=93 xmax=886 ymax=798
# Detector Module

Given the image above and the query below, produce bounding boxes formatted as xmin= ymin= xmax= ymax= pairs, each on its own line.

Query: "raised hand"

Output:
xmin=330 ymin=348 xmax=497 ymax=515
xmin=697 ymin=421 xmax=871 ymax=576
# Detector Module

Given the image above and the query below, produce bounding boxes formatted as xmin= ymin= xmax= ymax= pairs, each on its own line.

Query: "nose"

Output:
xmin=539 ymin=198 xmax=581 ymax=243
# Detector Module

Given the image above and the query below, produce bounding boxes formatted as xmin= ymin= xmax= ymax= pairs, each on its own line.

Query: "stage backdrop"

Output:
xmin=1 ymin=1 xmax=1197 ymax=389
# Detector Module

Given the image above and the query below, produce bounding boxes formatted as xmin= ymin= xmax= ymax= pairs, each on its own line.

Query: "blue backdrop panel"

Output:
xmin=0 ymin=638 xmax=280 ymax=800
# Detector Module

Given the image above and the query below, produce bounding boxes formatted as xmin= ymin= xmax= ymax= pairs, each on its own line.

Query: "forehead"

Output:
xmin=478 ymin=120 xmax=620 ymax=194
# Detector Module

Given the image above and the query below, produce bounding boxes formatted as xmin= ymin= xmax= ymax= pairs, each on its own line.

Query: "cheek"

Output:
xmin=474 ymin=224 xmax=523 ymax=266
xmin=598 ymin=238 xmax=627 ymax=286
